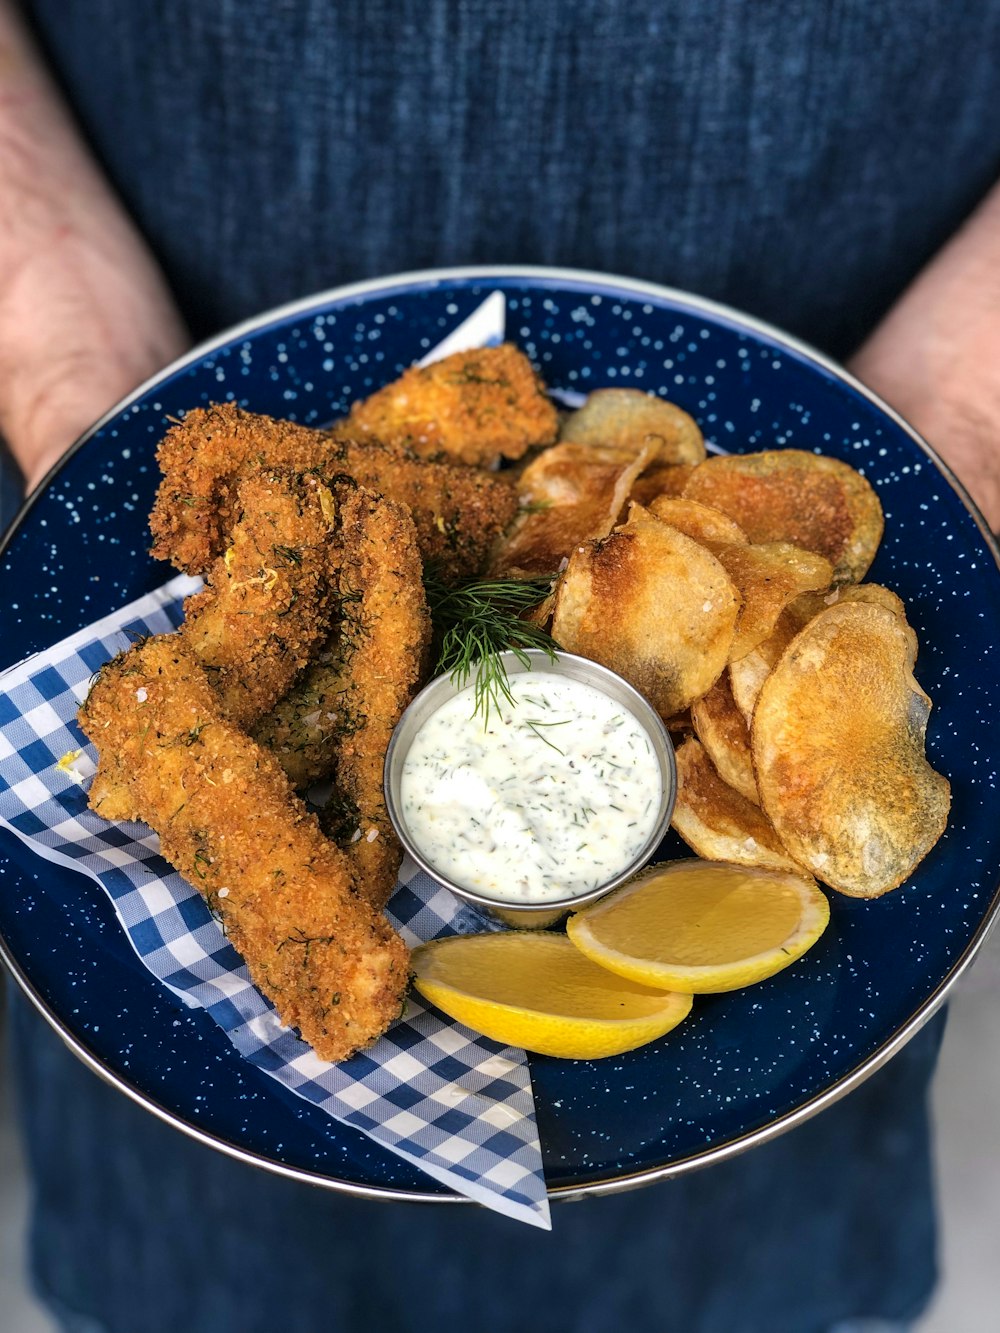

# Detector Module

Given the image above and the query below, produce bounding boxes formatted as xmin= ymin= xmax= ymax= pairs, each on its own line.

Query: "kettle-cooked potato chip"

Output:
xmin=729 ymin=581 xmax=913 ymax=723
xmin=645 ymin=496 xmax=748 ymax=549
xmin=492 ymin=442 xmax=654 ymax=575
xmin=629 ymin=461 xmax=698 ymax=507
xmin=551 ymin=520 xmax=740 ymax=719
xmin=690 ymin=672 xmax=759 ymax=805
xmin=715 ymin=542 xmax=833 ymax=661
xmin=560 ymin=388 xmax=706 ymax=466
xmin=672 ymin=737 xmax=807 ymax=875
xmin=752 ymin=601 xmax=950 ymax=897
xmin=682 ymin=450 xmax=883 ymax=583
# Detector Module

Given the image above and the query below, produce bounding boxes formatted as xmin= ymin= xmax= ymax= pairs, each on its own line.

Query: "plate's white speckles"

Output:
xmin=2 ymin=275 xmax=998 ymax=1198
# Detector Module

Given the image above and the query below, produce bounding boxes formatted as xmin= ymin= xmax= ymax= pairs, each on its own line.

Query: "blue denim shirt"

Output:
xmin=24 ymin=0 xmax=1000 ymax=358
xmin=7 ymin=2 xmax=983 ymax=1328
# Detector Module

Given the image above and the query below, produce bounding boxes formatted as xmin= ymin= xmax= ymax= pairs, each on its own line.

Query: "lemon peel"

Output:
xmin=567 ymin=858 xmax=829 ymax=994
xmin=411 ymin=932 xmax=692 ymax=1059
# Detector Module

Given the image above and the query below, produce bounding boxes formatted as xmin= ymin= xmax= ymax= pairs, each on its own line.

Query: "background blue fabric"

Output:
xmin=8 ymin=996 xmax=944 ymax=1333
xmin=7 ymin=0 xmax=997 ymax=1327
xmin=24 ymin=0 xmax=1000 ymax=356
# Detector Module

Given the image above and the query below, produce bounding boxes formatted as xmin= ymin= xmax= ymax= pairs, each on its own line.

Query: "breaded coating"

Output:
xmin=322 ymin=488 xmax=431 ymax=906
xmin=78 ymin=637 xmax=410 ymax=1063
xmin=253 ymin=626 xmax=351 ymax=792
xmin=181 ymin=470 xmax=339 ymax=728
xmin=149 ymin=404 xmax=519 ymax=582
xmin=346 ymin=343 xmax=559 ymax=466
xmin=254 ymin=488 xmax=431 ymax=907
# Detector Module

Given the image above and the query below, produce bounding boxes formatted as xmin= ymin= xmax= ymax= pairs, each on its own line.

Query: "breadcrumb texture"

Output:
xmin=149 ymin=403 xmax=518 ymax=582
xmin=347 ymin=343 xmax=559 ymax=466
xmin=254 ymin=488 xmax=431 ymax=907
xmin=181 ymin=469 xmax=340 ymax=728
xmin=78 ymin=637 xmax=409 ymax=1062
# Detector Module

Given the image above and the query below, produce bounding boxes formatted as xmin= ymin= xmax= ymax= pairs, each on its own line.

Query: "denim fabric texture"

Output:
xmin=8 ymin=1 xmax=997 ymax=1328
xmin=0 ymin=444 xmax=22 ymax=534
xmin=25 ymin=0 xmax=1000 ymax=357
xmin=8 ymin=995 xmax=944 ymax=1333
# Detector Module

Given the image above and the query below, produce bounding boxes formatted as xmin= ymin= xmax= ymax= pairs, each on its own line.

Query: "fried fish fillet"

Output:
xmin=180 ymin=469 xmax=340 ymax=728
xmin=149 ymin=403 xmax=519 ymax=581
xmin=323 ymin=488 xmax=431 ymax=904
xmin=78 ymin=636 xmax=409 ymax=1062
xmin=346 ymin=343 xmax=559 ymax=465
xmin=254 ymin=488 xmax=431 ymax=907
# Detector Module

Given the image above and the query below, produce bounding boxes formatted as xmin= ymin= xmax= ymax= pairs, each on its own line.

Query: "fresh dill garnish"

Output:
xmin=424 ymin=570 xmax=558 ymax=721
xmin=524 ymin=719 xmax=565 ymax=754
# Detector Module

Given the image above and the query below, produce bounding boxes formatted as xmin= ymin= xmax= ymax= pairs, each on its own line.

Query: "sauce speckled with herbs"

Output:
xmin=398 ymin=671 xmax=662 ymax=903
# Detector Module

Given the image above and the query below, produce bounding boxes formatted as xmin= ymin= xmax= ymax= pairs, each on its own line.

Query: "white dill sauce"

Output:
xmin=398 ymin=671 xmax=662 ymax=904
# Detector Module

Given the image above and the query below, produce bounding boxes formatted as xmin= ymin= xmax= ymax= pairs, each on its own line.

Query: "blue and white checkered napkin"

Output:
xmin=0 ymin=574 xmax=550 ymax=1227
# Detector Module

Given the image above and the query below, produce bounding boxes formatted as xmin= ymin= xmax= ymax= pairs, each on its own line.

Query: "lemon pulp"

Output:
xmin=567 ymin=858 xmax=829 ymax=993
xmin=412 ymin=932 xmax=692 ymax=1059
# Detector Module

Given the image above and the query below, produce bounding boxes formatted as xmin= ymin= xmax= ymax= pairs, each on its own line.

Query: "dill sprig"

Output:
xmin=424 ymin=570 xmax=558 ymax=721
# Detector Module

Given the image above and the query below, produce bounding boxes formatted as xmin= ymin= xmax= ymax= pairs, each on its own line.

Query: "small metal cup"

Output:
xmin=384 ymin=650 xmax=676 ymax=928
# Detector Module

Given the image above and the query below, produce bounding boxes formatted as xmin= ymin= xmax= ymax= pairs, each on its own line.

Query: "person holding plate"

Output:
xmin=2 ymin=2 xmax=999 ymax=1331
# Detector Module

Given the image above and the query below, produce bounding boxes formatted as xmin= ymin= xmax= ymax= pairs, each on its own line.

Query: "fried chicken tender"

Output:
xmin=345 ymin=343 xmax=559 ymax=466
xmin=323 ymin=488 xmax=431 ymax=904
xmin=253 ymin=488 xmax=430 ymax=907
xmin=78 ymin=637 xmax=409 ymax=1063
xmin=181 ymin=470 xmax=340 ymax=728
xmin=149 ymin=404 xmax=518 ymax=582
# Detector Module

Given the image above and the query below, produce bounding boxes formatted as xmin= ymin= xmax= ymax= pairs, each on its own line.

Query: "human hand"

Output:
xmin=0 ymin=230 xmax=188 ymax=493
xmin=0 ymin=0 xmax=188 ymax=493
xmin=849 ymin=184 xmax=1000 ymax=533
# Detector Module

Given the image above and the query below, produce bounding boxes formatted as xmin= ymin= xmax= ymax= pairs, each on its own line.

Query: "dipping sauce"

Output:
xmin=398 ymin=670 xmax=663 ymax=904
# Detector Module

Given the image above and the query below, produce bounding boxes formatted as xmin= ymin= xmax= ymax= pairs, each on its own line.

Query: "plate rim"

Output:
xmin=3 ymin=263 xmax=1000 ymax=1205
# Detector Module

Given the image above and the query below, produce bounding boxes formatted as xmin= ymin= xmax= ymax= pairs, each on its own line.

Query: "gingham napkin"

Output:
xmin=0 ymin=574 xmax=550 ymax=1227
xmin=0 ymin=292 xmax=552 ymax=1228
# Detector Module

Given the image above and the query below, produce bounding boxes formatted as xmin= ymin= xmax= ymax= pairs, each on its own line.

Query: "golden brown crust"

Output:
xmin=78 ymin=636 xmax=409 ymax=1062
xmin=347 ymin=343 xmax=559 ymax=465
xmin=149 ymin=403 xmax=519 ymax=582
xmin=180 ymin=470 xmax=339 ymax=729
xmin=321 ymin=489 xmax=431 ymax=906
xmin=682 ymin=450 xmax=884 ymax=583
xmin=751 ymin=601 xmax=951 ymax=897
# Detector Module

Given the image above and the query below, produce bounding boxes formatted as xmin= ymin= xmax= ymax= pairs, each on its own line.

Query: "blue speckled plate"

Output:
xmin=3 ymin=267 xmax=1000 ymax=1202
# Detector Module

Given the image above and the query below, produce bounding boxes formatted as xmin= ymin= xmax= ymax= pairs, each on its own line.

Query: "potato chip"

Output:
xmin=715 ymin=542 xmax=833 ymax=661
xmin=644 ymin=496 xmax=748 ymax=549
xmin=551 ymin=521 xmax=739 ymax=719
xmin=752 ymin=601 xmax=951 ymax=897
xmin=682 ymin=450 xmax=883 ymax=582
xmin=690 ymin=672 xmax=759 ymax=805
xmin=788 ymin=582 xmax=915 ymax=656
xmin=671 ymin=738 xmax=806 ymax=875
xmin=492 ymin=442 xmax=654 ymax=575
xmin=629 ymin=461 xmax=698 ymax=507
xmin=729 ymin=582 xmax=913 ymax=723
xmin=560 ymin=388 xmax=706 ymax=466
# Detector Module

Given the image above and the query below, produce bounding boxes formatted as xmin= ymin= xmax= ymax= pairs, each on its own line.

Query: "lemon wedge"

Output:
xmin=567 ymin=858 xmax=829 ymax=993
xmin=411 ymin=932 xmax=692 ymax=1059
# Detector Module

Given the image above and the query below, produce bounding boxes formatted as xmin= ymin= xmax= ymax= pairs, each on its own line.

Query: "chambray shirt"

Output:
xmin=8 ymin=2 xmax=996 ymax=1330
